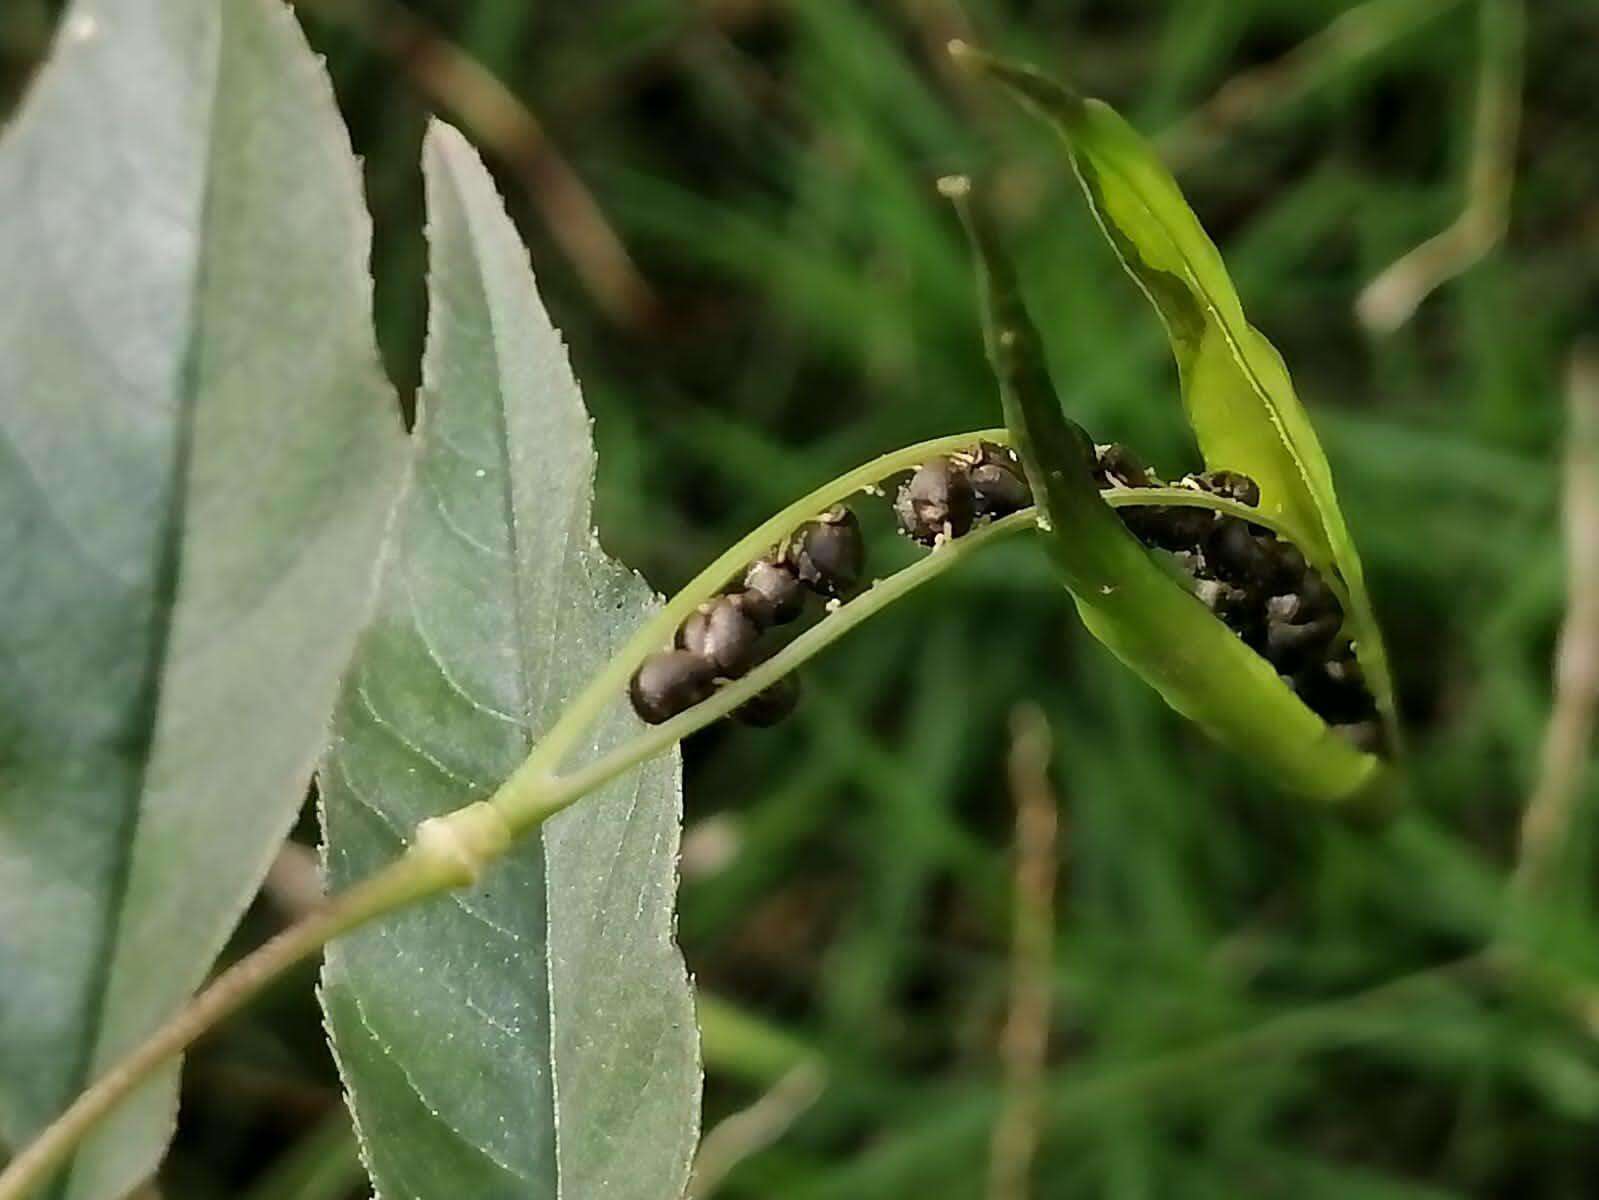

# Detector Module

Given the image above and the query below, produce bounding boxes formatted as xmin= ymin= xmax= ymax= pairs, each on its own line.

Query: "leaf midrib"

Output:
xmin=55 ymin=10 xmax=223 ymax=1194
xmin=426 ymin=149 xmax=564 ymax=1196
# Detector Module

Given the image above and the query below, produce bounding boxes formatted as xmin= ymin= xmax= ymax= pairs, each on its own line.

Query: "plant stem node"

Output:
xmin=415 ymin=801 xmax=513 ymax=886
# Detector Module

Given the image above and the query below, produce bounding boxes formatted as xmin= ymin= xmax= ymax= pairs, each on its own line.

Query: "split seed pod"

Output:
xmin=942 ymin=48 xmax=1399 ymax=806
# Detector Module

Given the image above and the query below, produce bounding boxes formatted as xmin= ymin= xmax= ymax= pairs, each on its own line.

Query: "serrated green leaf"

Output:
xmin=0 ymin=2 xmax=407 ymax=1196
xmin=948 ymin=179 xmax=1382 ymax=804
xmin=959 ymin=48 xmax=1398 ymax=743
xmin=318 ymin=122 xmax=701 ymax=1200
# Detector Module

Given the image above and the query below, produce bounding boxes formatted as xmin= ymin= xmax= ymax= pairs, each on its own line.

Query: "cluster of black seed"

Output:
xmin=631 ymin=438 xmax=1383 ymax=754
xmin=1099 ymin=443 xmax=1383 ymax=754
xmin=893 ymin=441 xmax=1033 ymax=545
xmin=629 ymin=507 xmax=865 ymax=727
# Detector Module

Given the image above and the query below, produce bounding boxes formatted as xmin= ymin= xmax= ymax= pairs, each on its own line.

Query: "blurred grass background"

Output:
xmin=7 ymin=0 xmax=1599 ymax=1196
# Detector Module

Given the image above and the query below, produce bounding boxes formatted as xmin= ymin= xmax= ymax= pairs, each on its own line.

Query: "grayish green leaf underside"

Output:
xmin=0 ymin=1 xmax=406 ymax=1197
xmin=318 ymin=123 xmax=700 ymax=1200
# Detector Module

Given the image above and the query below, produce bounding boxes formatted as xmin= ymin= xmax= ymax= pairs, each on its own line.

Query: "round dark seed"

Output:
xmin=1094 ymin=443 xmax=1153 ymax=489
xmin=677 ymin=595 xmax=762 ymax=676
xmin=793 ymin=507 xmax=864 ymax=597
xmin=956 ymin=440 xmax=1020 ymax=471
xmin=1264 ymin=613 xmax=1340 ymax=673
xmin=1266 ymin=592 xmax=1303 ymax=623
xmin=1296 ymin=569 xmax=1340 ymax=621
xmin=1205 ymin=517 xmax=1276 ymax=585
xmin=744 ymin=559 xmax=805 ymax=625
xmin=1189 ymin=470 xmax=1261 ymax=507
xmin=1292 ymin=655 xmax=1377 ymax=724
xmin=970 ymin=462 xmax=1032 ymax=518
xmin=896 ymin=459 xmax=975 ymax=544
xmin=1270 ymin=541 xmax=1308 ymax=587
xmin=1122 ymin=505 xmax=1214 ymax=551
xmin=731 ymin=587 xmax=777 ymax=630
xmin=735 ymin=674 xmax=800 ymax=727
xmin=1193 ymin=577 xmax=1253 ymax=622
xmin=629 ymin=650 xmax=717 ymax=725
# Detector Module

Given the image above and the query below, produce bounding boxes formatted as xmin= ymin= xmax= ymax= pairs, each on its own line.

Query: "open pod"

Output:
xmin=944 ymin=47 xmax=1400 ymax=808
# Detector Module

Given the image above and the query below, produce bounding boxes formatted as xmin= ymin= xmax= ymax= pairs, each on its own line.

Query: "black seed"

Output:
xmin=736 ymin=674 xmax=800 ymax=727
xmin=896 ymin=459 xmax=976 ymax=544
xmin=957 ymin=440 xmax=1020 ymax=471
xmin=1264 ymin=613 xmax=1340 ymax=673
xmin=744 ymin=559 xmax=805 ymax=625
xmin=969 ymin=462 xmax=1032 ymax=519
xmin=1193 ymin=578 xmax=1251 ymax=620
xmin=677 ymin=595 xmax=762 ymax=676
xmin=630 ymin=651 xmax=717 ymax=724
xmin=1270 ymin=541 xmax=1308 ymax=587
xmin=732 ymin=587 xmax=777 ymax=630
xmin=793 ymin=507 xmax=864 ymax=597
xmin=1094 ymin=443 xmax=1153 ymax=489
xmin=1266 ymin=592 xmax=1303 ymax=623
xmin=1189 ymin=469 xmax=1261 ymax=507
xmin=1122 ymin=505 xmax=1214 ymax=551
xmin=1293 ymin=654 xmax=1377 ymax=724
xmin=1325 ymin=653 xmax=1365 ymax=690
xmin=1297 ymin=569 xmax=1340 ymax=620
xmin=1205 ymin=517 xmax=1276 ymax=585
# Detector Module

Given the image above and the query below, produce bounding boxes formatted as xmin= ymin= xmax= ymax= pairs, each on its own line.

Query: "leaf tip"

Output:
xmin=948 ymin=44 xmax=1085 ymax=126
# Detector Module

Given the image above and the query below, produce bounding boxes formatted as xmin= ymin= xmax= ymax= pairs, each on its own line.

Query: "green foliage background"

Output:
xmin=6 ymin=1 xmax=1597 ymax=1196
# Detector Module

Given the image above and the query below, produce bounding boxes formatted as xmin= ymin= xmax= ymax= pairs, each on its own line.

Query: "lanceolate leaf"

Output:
xmin=959 ymin=48 xmax=1398 ymax=742
xmin=949 ymin=180 xmax=1382 ymax=804
xmin=0 ymin=2 xmax=407 ymax=1197
xmin=319 ymin=123 xmax=700 ymax=1199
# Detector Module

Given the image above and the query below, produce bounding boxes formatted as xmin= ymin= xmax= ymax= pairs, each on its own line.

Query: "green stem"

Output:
xmin=492 ymin=507 xmax=1038 ymax=832
xmin=496 ymin=428 xmax=1010 ymax=790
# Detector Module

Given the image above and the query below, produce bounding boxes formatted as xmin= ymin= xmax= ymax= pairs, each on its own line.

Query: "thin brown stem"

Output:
xmin=308 ymin=0 xmax=658 ymax=330
xmin=1356 ymin=0 xmax=1524 ymax=333
xmin=987 ymin=705 xmax=1059 ymax=1200
xmin=0 ymin=852 xmax=462 ymax=1200
xmin=686 ymin=1062 xmax=827 ymax=1199
xmin=1513 ymin=347 xmax=1599 ymax=897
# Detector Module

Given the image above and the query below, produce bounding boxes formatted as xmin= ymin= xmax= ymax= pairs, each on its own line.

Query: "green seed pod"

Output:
xmin=944 ymin=157 xmax=1389 ymax=806
xmin=949 ymin=44 xmax=1401 ymax=789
